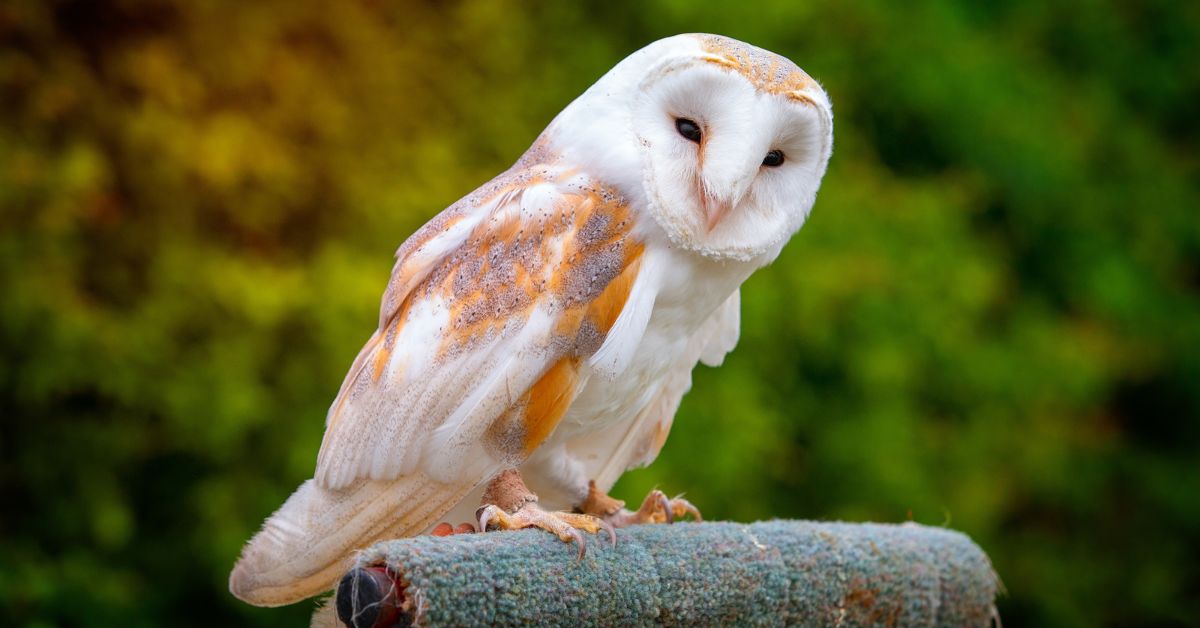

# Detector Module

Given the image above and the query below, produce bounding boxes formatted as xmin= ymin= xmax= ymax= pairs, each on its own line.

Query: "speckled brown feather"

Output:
xmin=316 ymin=155 xmax=646 ymax=490
xmin=697 ymin=34 xmax=820 ymax=105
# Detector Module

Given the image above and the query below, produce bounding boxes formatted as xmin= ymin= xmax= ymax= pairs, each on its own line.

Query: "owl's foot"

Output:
xmin=477 ymin=503 xmax=615 ymax=559
xmin=475 ymin=469 xmax=615 ymax=558
xmin=430 ymin=521 xmax=476 ymax=536
xmin=580 ymin=481 xmax=701 ymax=527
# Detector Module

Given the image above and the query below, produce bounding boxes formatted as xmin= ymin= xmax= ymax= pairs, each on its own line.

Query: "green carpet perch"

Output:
xmin=327 ymin=520 xmax=1000 ymax=627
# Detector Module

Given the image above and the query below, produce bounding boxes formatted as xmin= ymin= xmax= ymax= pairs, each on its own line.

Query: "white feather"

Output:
xmin=699 ymin=289 xmax=740 ymax=367
xmin=587 ymin=252 xmax=663 ymax=379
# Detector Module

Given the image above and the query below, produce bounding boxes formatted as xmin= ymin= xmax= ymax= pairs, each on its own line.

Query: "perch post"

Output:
xmin=321 ymin=520 xmax=999 ymax=627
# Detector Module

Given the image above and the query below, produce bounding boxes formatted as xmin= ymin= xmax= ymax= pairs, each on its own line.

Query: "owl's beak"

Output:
xmin=702 ymin=195 xmax=731 ymax=232
xmin=701 ymin=175 xmax=752 ymax=232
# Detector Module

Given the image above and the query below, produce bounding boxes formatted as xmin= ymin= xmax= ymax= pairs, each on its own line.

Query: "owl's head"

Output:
xmin=550 ymin=34 xmax=833 ymax=263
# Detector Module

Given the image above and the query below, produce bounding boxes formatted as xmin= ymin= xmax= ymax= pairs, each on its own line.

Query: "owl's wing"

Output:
xmin=315 ymin=164 xmax=650 ymax=491
xmin=231 ymin=164 xmax=658 ymax=606
xmin=579 ymin=290 xmax=741 ymax=490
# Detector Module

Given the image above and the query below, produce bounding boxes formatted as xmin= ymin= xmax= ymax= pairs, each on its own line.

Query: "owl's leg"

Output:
xmin=475 ymin=469 xmax=615 ymax=557
xmin=579 ymin=480 xmax=702 ymax=527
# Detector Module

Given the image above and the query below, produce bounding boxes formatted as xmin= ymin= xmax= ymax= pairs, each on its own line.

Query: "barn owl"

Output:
xmin=230 ymin=33 xmax=832 ymax=607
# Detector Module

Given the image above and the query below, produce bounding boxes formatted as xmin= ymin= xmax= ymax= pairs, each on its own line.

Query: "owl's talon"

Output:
xmin=568 ymin=527 xmax=587 ymax=560
xmin=476 ymin=501 xmax=608 ymax=558
xmin=583 ymin=486 xmax=703 ymax=528
xmin=658 ymin=492 xmax=674 ymax=524
xmin=598 ymin=518 xmax=617 ymax=547
xmin=477 ymin=504 xmax=501 ymax=533
xmin=632 ymin=489 xmax=672 ymax=524
xmin=673 ymin=497 xmax=703 ymax=522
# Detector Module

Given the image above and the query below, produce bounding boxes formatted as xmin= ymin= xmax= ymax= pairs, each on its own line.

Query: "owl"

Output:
xmin=231 ymin=33 xmax=832 ymax=606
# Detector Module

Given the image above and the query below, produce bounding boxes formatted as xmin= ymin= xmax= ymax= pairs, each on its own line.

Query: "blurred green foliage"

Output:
xmin=2 ymin=0 xmax=1197 ymax=625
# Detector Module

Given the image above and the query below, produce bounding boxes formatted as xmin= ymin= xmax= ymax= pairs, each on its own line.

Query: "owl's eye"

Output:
xmin=675 ymin=118 xmax=702 ymax=143
xmin=762 ymin=150 xmax=785 ymax=167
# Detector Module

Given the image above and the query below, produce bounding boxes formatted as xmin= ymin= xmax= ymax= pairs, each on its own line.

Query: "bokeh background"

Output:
xmin=2 ymin=1 xmax=1198 ymax=625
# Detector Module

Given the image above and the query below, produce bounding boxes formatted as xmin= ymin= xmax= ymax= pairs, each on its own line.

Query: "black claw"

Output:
xmin=658 ymin=492 xmax=674 ymax=524
xmin=598 ymin=519 xmax=617 ymax=547
xmin=570 ymin=527 xmax=587 ymax=561
xmin=680 ymin=499 xmax=703 ymax=522
xmin=478 ymin=507 xmax=495 ymax=533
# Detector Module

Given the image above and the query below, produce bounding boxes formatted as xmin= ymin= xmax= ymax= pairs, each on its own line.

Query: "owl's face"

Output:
xmin=550 ymin=34 xmax=833 ymax=263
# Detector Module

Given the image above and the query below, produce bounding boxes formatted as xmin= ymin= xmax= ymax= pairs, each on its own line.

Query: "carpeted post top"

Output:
xmin=322 ymin=520 xmax=1000 ymax=627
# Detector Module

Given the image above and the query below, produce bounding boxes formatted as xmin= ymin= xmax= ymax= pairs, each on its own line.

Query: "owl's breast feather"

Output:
xmin=557 ymin=244 xmax=754 ymax=437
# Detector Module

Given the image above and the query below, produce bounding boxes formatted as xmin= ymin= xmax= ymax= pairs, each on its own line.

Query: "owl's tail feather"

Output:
xmin=229 ymin=474 xmax=474 ymax=607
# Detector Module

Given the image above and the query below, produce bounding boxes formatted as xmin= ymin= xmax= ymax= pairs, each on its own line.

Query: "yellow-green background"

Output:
xmin=3 ymin=1 xmax=1198 ymax=625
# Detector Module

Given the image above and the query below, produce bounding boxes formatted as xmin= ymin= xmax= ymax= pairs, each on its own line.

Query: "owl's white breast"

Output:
xmin=554 ymin=242 xmax=753 ymax=440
